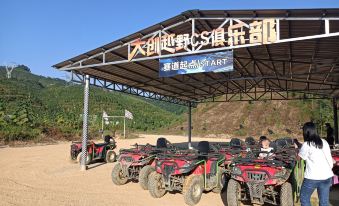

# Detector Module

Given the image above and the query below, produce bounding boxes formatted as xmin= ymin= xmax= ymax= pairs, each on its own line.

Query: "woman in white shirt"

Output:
xmin=299 ymin=122 xmax=334 ymax=206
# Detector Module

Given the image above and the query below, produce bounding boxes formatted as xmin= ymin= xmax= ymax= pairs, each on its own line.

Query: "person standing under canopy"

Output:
xmin=325 ymin=123 xmax=334 ymax=148
xmin=299 ymin=122 xmax=334 ymax=206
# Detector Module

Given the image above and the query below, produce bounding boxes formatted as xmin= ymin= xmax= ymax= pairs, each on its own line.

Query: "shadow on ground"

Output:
xmin=86 ymin=161 xmax=107 ymax=170
xmin=330 ymin=184 xmax=339 ymax=206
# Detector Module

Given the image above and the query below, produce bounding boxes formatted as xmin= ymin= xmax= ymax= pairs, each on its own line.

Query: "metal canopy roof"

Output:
xmin=54 ymin=9 xmax=339 ymax=106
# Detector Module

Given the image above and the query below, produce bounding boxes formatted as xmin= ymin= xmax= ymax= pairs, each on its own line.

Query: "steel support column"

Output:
xmin=188 ymin=102 xmax=192 ymax=149
xmin=81 ymin=75 xmax=90 ymax=171
xmin=123 ymin=116 xmax=126 ymax=139
xmin=333 ymin=98 xmax=338 ymax=144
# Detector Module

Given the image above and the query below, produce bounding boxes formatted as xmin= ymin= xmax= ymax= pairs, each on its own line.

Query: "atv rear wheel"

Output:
xmin=280 ymin=182 xmax=293 ymax=206
xmin=226 ymin=179 xmax=241 ymax=206
xmin=183 ymin=175 xmax=204 ymax=206
xmin=76 ymin=152 xmax=91 ymax=165
xmin=138 ymin=165 xmax=155 ymax=190
xmin=148 ymin=171 xmax=166 ymax=198
xmin=111 ymin=163 xmax=128 ymax=185
xmin=105 ymin=150 xmax=117 ymax=163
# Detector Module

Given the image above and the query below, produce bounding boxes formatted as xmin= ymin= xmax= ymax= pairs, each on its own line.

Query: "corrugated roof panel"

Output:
xmin=54 ymin=9 xmax=339 ymax=101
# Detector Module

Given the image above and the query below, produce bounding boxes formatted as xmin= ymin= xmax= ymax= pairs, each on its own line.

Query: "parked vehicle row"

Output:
xmin=69 ymin=136 xmax=338 ymax=205
xmin=111 ymin=137 xmax=301 ymax=206
xmin=70 ymin=135 xmax=117 ymax=164
xmin=332 ymin=149 xmax=339 ymax=176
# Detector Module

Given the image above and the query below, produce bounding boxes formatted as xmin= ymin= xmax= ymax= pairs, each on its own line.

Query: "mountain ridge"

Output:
xmin=0 ymin=66 xmax=185 ymax=143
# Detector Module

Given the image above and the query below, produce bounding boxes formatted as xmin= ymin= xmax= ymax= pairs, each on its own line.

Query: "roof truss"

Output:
xmin=54 ymin=9 xmax=339 ymax=103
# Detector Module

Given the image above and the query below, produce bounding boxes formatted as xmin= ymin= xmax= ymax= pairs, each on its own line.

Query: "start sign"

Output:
xmin=128 ymin=19 xmax=277 ymax=61
xmin=159 ymin=51 xmax=233 ymax=77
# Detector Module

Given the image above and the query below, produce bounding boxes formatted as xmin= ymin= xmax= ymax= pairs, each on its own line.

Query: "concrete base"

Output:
xmin=188 ymin=143 xmax=193 ymax=149
xmin=80 ymin=165 xmax=87 ymax=171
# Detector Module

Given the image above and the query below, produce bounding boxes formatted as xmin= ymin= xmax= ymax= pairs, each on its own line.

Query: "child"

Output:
xmin=259 ymin=135 xmax=267 ymax=144
xmin=259 ymin=139 xmax=274 ymax=159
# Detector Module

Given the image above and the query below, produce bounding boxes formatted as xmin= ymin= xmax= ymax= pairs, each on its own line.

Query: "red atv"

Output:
xmin=211 ymin=138 xmax=247 ymax=177
xmin=225 ymin=138 xmax=248 ymax=163
xmin=70 ymin=135 xmax=117 ymax=164
xmin=148 ymin=141 xmax=226 ymax=206
xmin=332 ymin=149 xmax=339 ymax=176
xmin=111 ymin=137 xmax=176 ymax=190
xmin=226 ymin=138 xmax=298 ymax=206
xmin=245 ymin=136 xmax=258 ymax=148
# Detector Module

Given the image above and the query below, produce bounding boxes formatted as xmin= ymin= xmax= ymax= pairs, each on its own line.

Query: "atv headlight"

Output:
xmin=156 ymin=160 xmax=161 ymax=166
xmin=155 ymin=160 xmax=161 ymax=168
xmin=232 ymin=166 xmax=242 ymax=175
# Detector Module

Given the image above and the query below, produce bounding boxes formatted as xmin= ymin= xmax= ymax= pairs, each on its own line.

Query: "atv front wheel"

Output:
xmin=212 ymin=168 xmax=226 ymax=193
xmin=183 ymin=175 xmax=204 ymax=206
xmin=138 ymin=165 xmax=155 ymax=190
xmin=111 ymin=163 xmax=128 ymax=185
xmin=105 ymin=150 xmax=117 ymax=163
xmin=76 ymin=152 xmax=91 ymax=165
xmin=69 ymin=153 xmax=78 ymax=163
xmin=148 ymin=171 xmax=166 ymax=198
xmin=280 ymin=182 xmax=293 ymax=206
xmin=226 ymin=179 xmax=241 ymax=206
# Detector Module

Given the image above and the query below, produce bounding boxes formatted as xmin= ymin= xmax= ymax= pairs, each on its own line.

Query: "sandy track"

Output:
xmin=0 ymin=135 xmax=230 ymax=206
xmin=0 ymin=134 xmax=338 ymax=206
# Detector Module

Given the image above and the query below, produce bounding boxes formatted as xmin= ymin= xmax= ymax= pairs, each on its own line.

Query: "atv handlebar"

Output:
xmin=232 ymin=148 xmax=297 ymax=169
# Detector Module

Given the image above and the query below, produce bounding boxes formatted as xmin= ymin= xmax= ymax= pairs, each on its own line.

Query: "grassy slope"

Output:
xmin=168 ymin=97 xmax=334 ymax=139
xmin=0 ymin=67 xmax=335 ymax=142
xmin=0 ymin=68 xmax=184 ymax=142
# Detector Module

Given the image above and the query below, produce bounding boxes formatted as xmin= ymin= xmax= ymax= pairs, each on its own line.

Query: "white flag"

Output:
xmin=103 ymin=111 xmax=109 ymax=125
xmin=125 ymin=109 xmax=133 ymax=120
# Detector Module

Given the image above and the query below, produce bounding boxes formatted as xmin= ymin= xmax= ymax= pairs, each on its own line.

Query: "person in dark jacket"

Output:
xmin=325 ymin=123 xmax=334 ymax=148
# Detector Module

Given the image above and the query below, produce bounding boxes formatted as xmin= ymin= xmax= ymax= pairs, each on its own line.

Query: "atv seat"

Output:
xmin=95 ymin=142 xmax=109 ymax=147
xmin=230 ymin=138 xmax=242 ymax=148
xmin=269 ymin=141 xmax=277 ymax=152
xmin=245 ymin=137 xmax=256 ymax=146
xmin=282 ymin=137 xmax=294 ymax=146
xmin=156 ymin=137 xmax=168 ymax=149
xmin=274 ymin=138 xmax=292 ymax=150
xmin=198 ymin=141 xmax=210 ymax=155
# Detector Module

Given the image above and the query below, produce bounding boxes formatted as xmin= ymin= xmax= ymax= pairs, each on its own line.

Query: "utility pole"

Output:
xmin=81 ymin=75 xmax=90 ymax=171
xmin=188 ymin=102 xmax=192 ymax=149
xmin=124 ymin=116 xmax=126 ymax=139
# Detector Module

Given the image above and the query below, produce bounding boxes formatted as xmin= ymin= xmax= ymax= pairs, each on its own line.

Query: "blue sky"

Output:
xmin=1 ymin=0 xmax=339 ymax=79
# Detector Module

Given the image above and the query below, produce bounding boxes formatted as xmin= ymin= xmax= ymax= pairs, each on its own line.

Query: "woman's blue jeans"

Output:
xmin=300 ymin=177 xmax=332 ymax=206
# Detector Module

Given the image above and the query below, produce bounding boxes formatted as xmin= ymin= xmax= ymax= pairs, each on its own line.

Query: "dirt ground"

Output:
xmin=0 ymin=134 xmax=338 ymax=206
